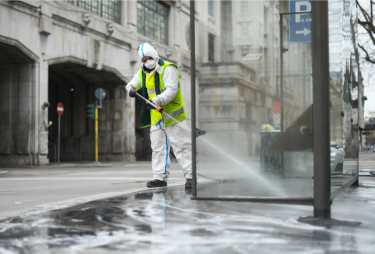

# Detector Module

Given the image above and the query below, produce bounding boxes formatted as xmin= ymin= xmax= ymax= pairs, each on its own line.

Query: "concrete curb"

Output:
xmin=359 ymin=165 xmax=375 ymax=169
xmin=0 ymin=181 xmax=186 ymax=221
xmin=0 ymin=163 xmax=120 ymax=169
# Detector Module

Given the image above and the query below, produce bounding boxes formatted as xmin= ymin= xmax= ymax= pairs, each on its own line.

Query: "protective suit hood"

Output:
xmin=138 ymin=43 xmax=159 ymax=63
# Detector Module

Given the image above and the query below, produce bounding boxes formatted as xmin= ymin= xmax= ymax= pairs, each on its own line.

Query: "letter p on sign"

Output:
xmin=296 ymin=1 xmax=311 ymax=22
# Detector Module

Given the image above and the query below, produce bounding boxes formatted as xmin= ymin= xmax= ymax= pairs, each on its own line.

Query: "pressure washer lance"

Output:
xmin=130 ymin=89 xmax=181 ymax=125
xmin=130 ymin=89 xmax=206 ymax=137
xmin=131 ymin=89 xmax=164 ymax=114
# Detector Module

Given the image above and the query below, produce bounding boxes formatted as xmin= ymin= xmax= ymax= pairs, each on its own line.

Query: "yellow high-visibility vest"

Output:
xmin=139 ymin=60 xmax=187 ymax=128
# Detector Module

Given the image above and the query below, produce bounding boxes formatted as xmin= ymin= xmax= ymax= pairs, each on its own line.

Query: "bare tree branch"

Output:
xmin=357 ymin=0 xmax=375 ymax=64
xmin=357 ymin=20 xmax=375 ymax=45
xmin=359 ymin=43 xmax=375 ymax=64
xmin=357 ymin=0 xmax=372 ymax=23
xmin=357 ymin=2 xmax=375 ymax=41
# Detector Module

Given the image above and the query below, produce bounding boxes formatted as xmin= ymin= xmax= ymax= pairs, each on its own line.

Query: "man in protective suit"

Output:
xmin=126 ymin=43 xmax=192 ymax=189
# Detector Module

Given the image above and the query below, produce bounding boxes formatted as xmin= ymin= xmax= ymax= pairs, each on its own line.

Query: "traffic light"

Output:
xmin=87 ymin=103 xmax=95 ymax=119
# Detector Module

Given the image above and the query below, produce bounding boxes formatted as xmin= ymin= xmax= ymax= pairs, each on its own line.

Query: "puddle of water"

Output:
xmin=0 ymin=186 xmax=374 ymax=253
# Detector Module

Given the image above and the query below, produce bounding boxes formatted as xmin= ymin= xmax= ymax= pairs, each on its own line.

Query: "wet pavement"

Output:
xmin=1 ymin=182 xmax=375 ymax=253
xmin=0 ymin=162 xmax=187 ymax=220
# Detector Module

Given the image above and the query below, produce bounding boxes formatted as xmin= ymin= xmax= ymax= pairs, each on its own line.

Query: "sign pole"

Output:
xmin=190 ymin=0 xmax=197 ymax=197
xmin=57 ymin=103 xmax=64 ymax=165
xmin=279 ymin=14 xmax=284 ymax=133
xmin=94 ymin=89 xmax=106 ymax=163
xmin=95 ymin=106 xmax=98 ymax=162
xmin=58 ymin=114 xmax=60 ymax=166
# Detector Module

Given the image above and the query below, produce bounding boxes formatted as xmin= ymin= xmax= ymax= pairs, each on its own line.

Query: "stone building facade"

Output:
xmin=0 ymin=0 xmax=194 ymax=165
xmin=0 ymin=0 xmax=364 ymax=167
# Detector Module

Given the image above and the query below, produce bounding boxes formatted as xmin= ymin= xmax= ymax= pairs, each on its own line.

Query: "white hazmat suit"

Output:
xmin=126 ymin=43 xmax=192 ymax=184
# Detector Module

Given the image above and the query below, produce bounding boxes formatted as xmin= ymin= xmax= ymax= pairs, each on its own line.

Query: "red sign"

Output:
xmin=57 ymin=103 xmax=64 ymax=116
xmin=273 ymin=102 xmax=281 ymax=114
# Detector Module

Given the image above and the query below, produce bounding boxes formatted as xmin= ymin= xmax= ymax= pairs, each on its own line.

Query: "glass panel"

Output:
xmin=137 ymin=0 xmax=169 ymax=45
xmin=196 ymin=1 xmax=313 ymax=199
xmin=208 ymin=0 xmax=214 ymax=17
xmin=329 ymin=0 xmax=359 ymax=193
xmin=66 ymin=0 xmax=121 ymax=24
xmin=208 ymin=34 xmax=214 ymax=62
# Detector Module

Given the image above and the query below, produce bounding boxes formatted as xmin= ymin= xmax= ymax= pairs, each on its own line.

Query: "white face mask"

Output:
xmin=144 ymin=59 xmax=156 ymax=69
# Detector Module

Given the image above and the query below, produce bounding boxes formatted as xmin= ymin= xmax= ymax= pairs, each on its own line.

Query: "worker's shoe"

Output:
xmin=147 ymin=179 xmax=167 ymax=188
xmin=185 ymin=179 xmax=193 ymax=189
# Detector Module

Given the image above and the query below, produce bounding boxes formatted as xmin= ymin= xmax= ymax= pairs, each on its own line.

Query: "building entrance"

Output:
xmin=0 ymin=39 xmax=40 ymax=165
xmin=48 ymin=61 xmax=129 ymax=162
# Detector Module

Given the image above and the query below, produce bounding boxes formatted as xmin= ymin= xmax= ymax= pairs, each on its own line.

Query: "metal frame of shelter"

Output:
xmin=189 ymin=1 xmax=359 ymax=219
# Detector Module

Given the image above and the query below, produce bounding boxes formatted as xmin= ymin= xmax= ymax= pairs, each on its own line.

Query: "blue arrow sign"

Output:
xmin=289 ymin=0 xmax=312 ymax=43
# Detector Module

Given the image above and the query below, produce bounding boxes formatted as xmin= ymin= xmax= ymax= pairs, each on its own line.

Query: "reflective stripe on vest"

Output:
xmin=150 ymin=107 xmax=185 ymax=119
xmin=139 ymin=61 xmax=187 ymax=127
xmin=162 ymin=107 xmax=185 ymax=120
xmin=149 ymin=88 xmax=166 ymax=95
xmin=149 ymin=82 xmax=180 ymax=95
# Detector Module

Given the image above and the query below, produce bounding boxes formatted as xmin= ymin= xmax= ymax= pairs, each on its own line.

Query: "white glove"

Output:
xmin=152 ymin=96 xmax=161 ymax=106
xmin=125 ymin=85 xmax=134 ymax=93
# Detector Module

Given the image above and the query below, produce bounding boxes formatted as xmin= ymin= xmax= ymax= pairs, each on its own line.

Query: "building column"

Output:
xmin=39 ymin=58 xmax=49 ymax=165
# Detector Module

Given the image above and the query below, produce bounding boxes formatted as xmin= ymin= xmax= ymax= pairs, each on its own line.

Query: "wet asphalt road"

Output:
xmin=0 ymin=184 xmax=375 ymax=253
xmin=0 ymin=153 xmax=374 ymax=253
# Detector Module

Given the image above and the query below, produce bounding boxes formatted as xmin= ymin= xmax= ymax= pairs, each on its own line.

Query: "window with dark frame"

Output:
xmin=67 ymin=0 xmax=121 ymax=24
xmin=137 ymin=0 xmax=169 ymax=45
xmin=208 ymin=0 xmax=214 ymax=17
xmin=208 ymin=34 xmax=215 ymax=62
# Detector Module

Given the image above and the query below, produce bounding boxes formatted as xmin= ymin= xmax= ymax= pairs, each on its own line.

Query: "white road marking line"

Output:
xmin=0 ymin=177 xmax=184 ymax=181
xmin=123 ymin=164 xmax=151 ymax=167
xmin=73 ymin=170 xmax=182 ymax=175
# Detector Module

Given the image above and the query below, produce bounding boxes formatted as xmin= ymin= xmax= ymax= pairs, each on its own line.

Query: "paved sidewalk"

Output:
xmin=0 ymin=177 xmax=374 ymax=253
xmin=0 ymin=162 xmax=186 ymax=220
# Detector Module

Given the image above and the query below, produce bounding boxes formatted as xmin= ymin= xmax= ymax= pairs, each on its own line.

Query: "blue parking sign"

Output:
xmin=289 ymin=0 xmax=312 ymax=43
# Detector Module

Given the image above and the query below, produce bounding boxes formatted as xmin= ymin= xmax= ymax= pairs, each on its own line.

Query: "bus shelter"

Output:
xmin=189 ymin=0 xmax=360 ymax=219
